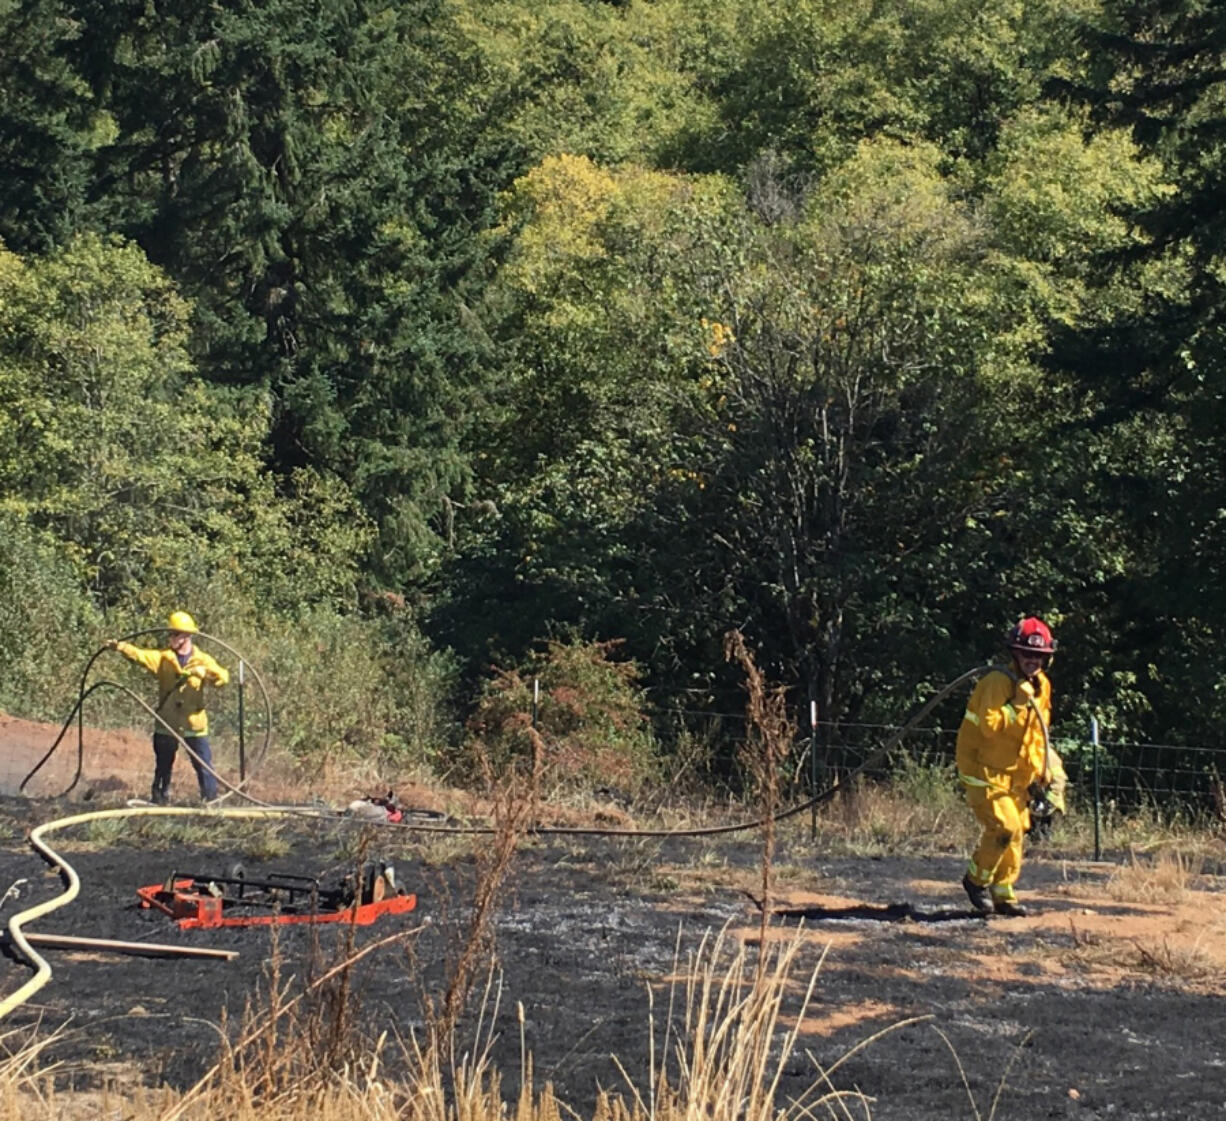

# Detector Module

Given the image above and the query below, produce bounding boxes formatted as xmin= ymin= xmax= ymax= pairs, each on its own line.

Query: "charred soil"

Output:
xmin=0 ymin=796 xmax=1224 ymax=1121
xmin=1 ymin=718 xmax=1224 ymax=1118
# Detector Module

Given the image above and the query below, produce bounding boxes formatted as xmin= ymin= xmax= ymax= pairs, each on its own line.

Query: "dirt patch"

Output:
xmin=0 ymin=711 xmax=154 ymax=799
xmin=0 ymin=710 xmax=480 ymax=821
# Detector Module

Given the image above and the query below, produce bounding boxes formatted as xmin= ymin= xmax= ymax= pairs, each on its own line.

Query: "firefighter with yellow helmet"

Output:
xmin=956 ymin=616 xmax=1064 ymax=917
xmin=105 ymin=611 xmax=229 ymax=803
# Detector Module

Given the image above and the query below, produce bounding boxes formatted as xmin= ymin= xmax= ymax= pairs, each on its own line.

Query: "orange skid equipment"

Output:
xmin=137 ymin=862 xmax=415 ymax=930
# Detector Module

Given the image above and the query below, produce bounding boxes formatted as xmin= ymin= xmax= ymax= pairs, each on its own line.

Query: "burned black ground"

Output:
xmin=0 ymin=803 xmax=1222 ymax=1121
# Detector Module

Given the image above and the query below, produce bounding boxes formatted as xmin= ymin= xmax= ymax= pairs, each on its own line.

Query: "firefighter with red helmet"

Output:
xmin=955 ymin=616 xmax=1062 ymax=917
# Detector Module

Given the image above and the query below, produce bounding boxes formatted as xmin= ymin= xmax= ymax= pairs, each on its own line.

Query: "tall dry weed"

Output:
xmin=424 ymin=726 xmax=544 ymax=1058
xmin=2 ymin=926 xmax=954 ymax=1121
xmin=156 ymin=917 xmax=423 ymax=1121
xmin=0 ymin=1024 xmax=65 ymax=1121
xmin=609 ymin=923 xmax=928 ymax=1121
xmin=724 ymin=630 xmax=793 ymax=969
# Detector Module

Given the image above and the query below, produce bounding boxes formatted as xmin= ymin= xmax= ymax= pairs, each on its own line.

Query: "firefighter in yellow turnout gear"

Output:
xmin=105 ymin=611 xmax=229 ymax=804
xmin=956 ymin=617 xmax=1064 ymax=917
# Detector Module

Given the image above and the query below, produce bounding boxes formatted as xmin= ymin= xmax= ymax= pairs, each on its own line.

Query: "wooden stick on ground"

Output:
xmin=10 ymin=932 xmax=238 ymax=961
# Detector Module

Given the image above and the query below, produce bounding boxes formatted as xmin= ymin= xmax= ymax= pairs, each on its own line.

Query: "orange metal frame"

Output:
xmin=137 ymin=878 xmax=417 ymax=930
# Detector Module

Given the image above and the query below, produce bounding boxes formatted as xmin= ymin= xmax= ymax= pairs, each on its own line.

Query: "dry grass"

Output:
xmin=0 ymin=1024 xmax=67 ymax=1121
xmin=11 ymin=738 xmax=1226 ymax=1119
xmin=796 ymin=772 xmax=970 ymax=855
xmin=0 ymin=922 xmax=941 ymax=1121
xmin=1131 ymin=934 xmax=1217 ymax=981
xmin=615 ymin=923 xmax=904 ymax=1121
xmin=1104 ymin=848 xmax=1203 ymax=905
xmin=420 ymin=725 xmax=543 ymax=1061
xmin=0 ymin=1006 xmax=542 ymax=1121
xmin=156 ymin=909 xmax=426 ymax=1121
xmin=67 ymin=815 xmax=291 ymax=859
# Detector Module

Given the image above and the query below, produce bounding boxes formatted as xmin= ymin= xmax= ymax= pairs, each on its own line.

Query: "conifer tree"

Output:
xmin=0 ymin=0 xmax=96 ymax=251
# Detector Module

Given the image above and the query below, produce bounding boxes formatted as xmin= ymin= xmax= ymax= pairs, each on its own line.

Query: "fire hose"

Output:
xmin=20 ymin=630 xmax=273 ymax=803
xmin=0 ymin=805 xmax=302 ymax=1022
xmin=0 ymin=660 xmax=1050 ymax=1023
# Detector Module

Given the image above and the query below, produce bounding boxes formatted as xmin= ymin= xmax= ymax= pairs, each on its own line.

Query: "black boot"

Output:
xmin=150 ymin=779 xmax=169 ymax=805
xmin=962 ymin=874 xmax=992 ymax=915
xmin=992 ymin=897 xmax=1028 ymax=918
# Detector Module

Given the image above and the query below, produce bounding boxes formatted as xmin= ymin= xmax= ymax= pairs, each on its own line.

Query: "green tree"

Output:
xmin=668 ymin=0 xmax=1102 ymax=175
xmin=433 ymin=154 xmax=741 ymax=670
xmin=0 ymin=0 xmax=103 ymax=252
xmin=448 ymin=0 xmax=723 ymax=168
xmin=0 ymin=233 xmax=371 ymax=615
xmin=1041 ymin=0 xmax=1226 ymax=741
xmin=450 ymin=119 xmax=1170 ymax=753
xmin=657 ymin=140 xmax=1050 ymax=727
xmin=57 ymin=0 xmax=507 ymax=584
xmin=0 ymin=512 xmax=99 ymax=718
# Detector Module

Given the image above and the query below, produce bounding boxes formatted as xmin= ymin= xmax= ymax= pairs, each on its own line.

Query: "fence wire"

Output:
xmin=649 ymin=703 xmax=1226 ymax=820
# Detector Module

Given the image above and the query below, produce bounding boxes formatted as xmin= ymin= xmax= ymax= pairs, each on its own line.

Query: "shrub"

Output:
xmin=0 ymin=515 xmax=101 ymax=720
xmin=239 ymin=607 xmax=459 ymax=771
xmin=460 ymin=639 xmax=658 ymax=797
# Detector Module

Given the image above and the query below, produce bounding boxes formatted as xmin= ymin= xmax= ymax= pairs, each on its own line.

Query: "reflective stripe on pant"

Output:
xmin=964 ymin=783 xmax=1029 ymax=893
xmin=152 ymin=732 xmax=217 ymax=801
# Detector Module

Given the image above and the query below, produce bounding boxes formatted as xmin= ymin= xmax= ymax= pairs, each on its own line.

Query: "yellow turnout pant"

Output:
xmin=964 ymin=784 xmax=1029 ymax=898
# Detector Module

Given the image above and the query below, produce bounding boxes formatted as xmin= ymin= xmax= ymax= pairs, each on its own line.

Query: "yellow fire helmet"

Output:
xmin=167 ymin=610 xmax=199 ymax=634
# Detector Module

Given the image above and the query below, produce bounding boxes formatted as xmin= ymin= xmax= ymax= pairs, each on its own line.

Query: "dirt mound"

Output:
xmin=0 ymin=711 xmax=153 ymax=800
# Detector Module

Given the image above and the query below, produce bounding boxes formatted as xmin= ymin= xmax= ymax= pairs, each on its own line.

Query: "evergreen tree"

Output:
xmin=1049 ymin=0 xmax=1226 ymax=739
xmin=64 ymin=0 xmax=506 ymax=583
xmin=0 ymin=0 xmax=97 ymax=251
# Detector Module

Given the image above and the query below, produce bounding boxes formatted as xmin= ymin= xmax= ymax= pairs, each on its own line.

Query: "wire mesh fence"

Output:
xmin=1069 ymin=736 xmax=1226 ymax=819
xmin=648 ymin=701 xmax=1226 ymax=822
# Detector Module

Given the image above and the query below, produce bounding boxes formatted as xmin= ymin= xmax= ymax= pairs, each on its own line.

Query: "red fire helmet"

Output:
xmin=1006 ymin=616 xmax=1057 ymax=655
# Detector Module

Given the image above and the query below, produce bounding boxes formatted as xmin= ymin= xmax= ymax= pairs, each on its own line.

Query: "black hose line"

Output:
xmin=21 ymin=657 xmax=1047 ymax=844
xmin=501 ymin=661 xmax=1041 ymax=840
xmin=19 ymin=631 xmax=273 ymax=801
xmin=331 ymin=661 xmax=1046 ymax=840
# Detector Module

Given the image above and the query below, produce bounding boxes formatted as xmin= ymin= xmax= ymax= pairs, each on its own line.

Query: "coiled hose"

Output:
xmin=19 ymin=630 xmax=272 ymax=803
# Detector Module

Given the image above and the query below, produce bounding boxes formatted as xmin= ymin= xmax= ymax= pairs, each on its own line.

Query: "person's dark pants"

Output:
xmin=152 ymin=733 xmax=217 ymax=803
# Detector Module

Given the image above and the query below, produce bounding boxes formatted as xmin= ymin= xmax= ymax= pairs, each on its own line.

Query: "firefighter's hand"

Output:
xmin=1014 ymin=680 xmax=1035 ymax=706
xmin=102 ymin=638 xmax=118 ymax=650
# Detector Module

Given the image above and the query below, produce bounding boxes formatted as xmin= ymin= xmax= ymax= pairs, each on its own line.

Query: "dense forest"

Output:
xmin=1 ymin=0 xmax=1222 ymax=785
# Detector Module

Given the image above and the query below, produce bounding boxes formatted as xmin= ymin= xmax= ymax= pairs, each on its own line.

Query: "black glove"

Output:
xmin=1028 ymin=782 xmax=1055 ymax=817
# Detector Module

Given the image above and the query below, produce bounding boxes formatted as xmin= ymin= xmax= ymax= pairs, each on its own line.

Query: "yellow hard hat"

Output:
xmin=167 ymin=610 xmax=198 ymax=634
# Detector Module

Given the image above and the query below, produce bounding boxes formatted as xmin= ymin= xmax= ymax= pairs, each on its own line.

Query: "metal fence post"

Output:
xmin=237 ymin=660 xmax=246 ymax=783
xmin=1091 ymin=716 xmax=1101 ymax=861
xmin=809 ymin=698 xmax=818 ymax=841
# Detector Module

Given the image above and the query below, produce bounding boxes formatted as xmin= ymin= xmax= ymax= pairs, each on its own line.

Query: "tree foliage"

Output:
xmin=0 ymin=233 xmax=370 ymax=613
xmin=3 ymin=0 xmax=1226 ymax=783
